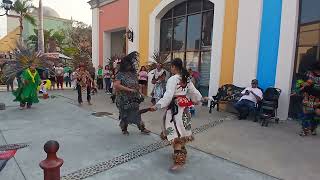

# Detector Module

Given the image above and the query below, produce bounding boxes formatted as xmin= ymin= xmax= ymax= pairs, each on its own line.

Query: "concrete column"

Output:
xmin=92 ymin=7 xmax=100 ymax=69
xmin=128 ymin=0 xmax=140 ymax=53
xmin=233 ymin=0 xmax=262 ymax=87
xmin=103 ymin=32 xmax=111 ymax=67
xmin=275 ymin=0 xmax=300 ymax=120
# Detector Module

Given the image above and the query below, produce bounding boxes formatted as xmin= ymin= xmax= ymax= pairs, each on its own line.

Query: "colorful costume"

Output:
xmin=155 ymin=74 xmax=202 ymax=166
xmin=299 ymin=71 xmax=320 ymax=136
xmin=74 ymin=69 xmax=92 ymax=104
xmin=151 ymin=69 xmax=166 ymax=104
xmin=115 ymin=71 xmax=147 ymax=133
xmin=13 ymin=68 xmax=41 ymax=108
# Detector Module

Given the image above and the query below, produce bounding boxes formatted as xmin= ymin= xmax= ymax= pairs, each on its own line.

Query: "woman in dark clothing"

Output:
xmin=113 ymin=52 xmax=150 ymax=135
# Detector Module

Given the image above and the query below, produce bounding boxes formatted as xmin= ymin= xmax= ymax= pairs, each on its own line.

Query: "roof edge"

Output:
xmin=87 ymin=0 xmax=117 ymax=9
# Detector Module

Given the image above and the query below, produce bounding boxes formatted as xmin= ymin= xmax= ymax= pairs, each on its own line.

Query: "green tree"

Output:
xmin=64 ymin=21 xmax=92 ymax=68
xmin=12 ymin=0 xmax=36 ymax=42
xmin=27 ymin=29 xmax=66 ymax=53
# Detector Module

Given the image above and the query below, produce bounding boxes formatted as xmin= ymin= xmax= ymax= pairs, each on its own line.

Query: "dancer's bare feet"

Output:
xmin=122 ymin=131 xmax=129 ymax=136
xmin=141 ymin=129 xmax=151 ymax=135
xmin=170 ymin=164 xmax=183 ymax=171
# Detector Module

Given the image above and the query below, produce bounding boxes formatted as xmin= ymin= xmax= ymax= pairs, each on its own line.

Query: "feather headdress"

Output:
xmin=148 ymin=51 xmax=171 ymax=72
xmin=2 ymin=43 xmax=53 ymax=82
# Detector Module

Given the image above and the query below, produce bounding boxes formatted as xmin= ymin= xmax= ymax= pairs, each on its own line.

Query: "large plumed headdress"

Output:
xmin=118 ymin=51 xmax=139 ymax=73
xmin=2 ymin=43 xmax=53 ymax=82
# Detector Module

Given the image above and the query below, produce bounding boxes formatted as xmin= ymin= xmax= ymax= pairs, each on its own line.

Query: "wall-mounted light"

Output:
xmin=126 ymin=28 xmax=134 ymax=42
xmin=0 ymin=0 xmax=13 ymax=16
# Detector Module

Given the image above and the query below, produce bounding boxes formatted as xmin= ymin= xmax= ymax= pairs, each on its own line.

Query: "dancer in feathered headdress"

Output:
xmin=3 ymin=43 xmax=53 ymax=109
xmin=113 ymin=51 xmax=151 ymax=135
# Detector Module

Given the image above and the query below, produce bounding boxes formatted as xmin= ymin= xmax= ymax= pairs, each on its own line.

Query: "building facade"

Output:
xmin=89 ymin=0 xmax=320 ymax=120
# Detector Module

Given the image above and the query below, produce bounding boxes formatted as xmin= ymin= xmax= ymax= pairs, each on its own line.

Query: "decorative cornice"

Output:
xmin=87 ymin=0 xmax=117 ymax=9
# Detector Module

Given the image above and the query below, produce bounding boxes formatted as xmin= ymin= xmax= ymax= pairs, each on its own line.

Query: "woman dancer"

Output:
xmin=150 ymin=58 xmax=206 ymax=171
xmin=74 ymin=63 xmax=93 ymax=105
xmin=113 ymin=52 xmax=151 ymax=135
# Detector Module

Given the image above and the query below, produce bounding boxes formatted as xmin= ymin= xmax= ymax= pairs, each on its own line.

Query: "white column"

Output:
xmin=128 ymin=0 xmax=140 ymax=53
xmin=92 ymin=7 xmax=100 ymax=69
xmin=233 ymin=0 xmax=262 ymax=87
xmin=208 ymin=0 xmax=226 ymax=97
xmin=103 ymin=32 xmax=111 ymax=67
xmin=275 ymin=0 xmax=299 ymax=120
xmin=0 ymin=16 xmax=7 ymax=38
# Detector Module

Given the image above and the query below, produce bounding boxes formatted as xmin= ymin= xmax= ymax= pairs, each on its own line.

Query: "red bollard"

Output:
xmin=39 ymin=140 xmax=64 ymax=180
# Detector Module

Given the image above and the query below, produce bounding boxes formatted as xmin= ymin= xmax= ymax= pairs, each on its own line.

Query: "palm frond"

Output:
xmin=2 ymin=43 xmax=53 ymax=81
xmin=13 ymin=0 xmax=33 ymax=14
xmin=24 ymin=14 xmax=36 ymax=26
xmin=148 ymin=51 xmax=171 ymax=71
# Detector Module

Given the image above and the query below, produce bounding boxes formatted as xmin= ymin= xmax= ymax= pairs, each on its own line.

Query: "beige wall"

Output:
xmin=111 ymin=30 xmax=126 ymax=56
xmin=7 ymin=16 xmax=19 ymax=34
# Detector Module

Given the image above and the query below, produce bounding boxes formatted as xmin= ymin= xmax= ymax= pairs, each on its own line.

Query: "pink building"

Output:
xmin=88 ymin=0 xmax=129 ymax=68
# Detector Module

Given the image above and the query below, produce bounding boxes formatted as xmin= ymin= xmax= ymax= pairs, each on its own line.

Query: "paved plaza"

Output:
xmin=0 ymin=90 xmax=319 ymax=180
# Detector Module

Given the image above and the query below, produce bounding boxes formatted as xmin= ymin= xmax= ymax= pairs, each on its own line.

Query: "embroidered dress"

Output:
xmin=156 ymin=74 xmax=202 ymax=143
xmin=152 ymin=69 xmax=166 ymax=103
xmin=115 ymin=72 xmax=144 ymax=127
xmin=13 ymin=69 xmax=41 ymax=104
xmin=299 ymin=71 xmax=320 ymax=136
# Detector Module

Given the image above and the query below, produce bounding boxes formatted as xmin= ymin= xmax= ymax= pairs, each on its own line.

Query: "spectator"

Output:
xmin=151 ymin=63 xmax=166 ymax=105
xmin=6 ymin=76 xmax=14 ymax=92
xmin=64 ymin=65 xmax=71 ymax=74
xmin=97 ymin=65 xmax=104 ymax=90
xmin=41 ymin=71 xmax=47 ymax=80
xmin=138 ymin=66 xmax=148 ymax=95
xmin=104 ymin=65 xmax=112 ymax=94
xmin=48 ymin=69 xmax=56 ymax=90
xmin=89 ymin=64 xmax=96 ymax=84
xmin=188 ymin=68 xmax=200 ymax=89
xmin=71 ymin=69 xmax=77 ymax=90
xmin=64 ymin=69 xmax=72 ymax=88
xmin=188 ymin=68 xmax=197 ymax=85
xmin=234 ymin=79 xmax=263 ymax=120
xmin=55 ymin=64 xmax=64 ymax=90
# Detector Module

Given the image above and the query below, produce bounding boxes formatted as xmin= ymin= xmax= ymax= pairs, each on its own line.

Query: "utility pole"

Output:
xmin=38 ymin=0 xmax=44 ymax=53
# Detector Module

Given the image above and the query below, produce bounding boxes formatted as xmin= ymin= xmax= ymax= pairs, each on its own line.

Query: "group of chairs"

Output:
xmin=209 ymin=84 xmax=281 ymax=127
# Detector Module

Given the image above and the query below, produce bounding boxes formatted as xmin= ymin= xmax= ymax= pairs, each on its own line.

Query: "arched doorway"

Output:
xmin=158 ymin=0 xmax=214 ymax=96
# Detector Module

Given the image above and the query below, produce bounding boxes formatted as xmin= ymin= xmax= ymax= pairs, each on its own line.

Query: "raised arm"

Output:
xmin=187 ymin=81 xmax=202 ymax=103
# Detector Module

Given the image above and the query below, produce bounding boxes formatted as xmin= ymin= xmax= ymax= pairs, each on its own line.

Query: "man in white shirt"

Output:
xmin=234 ymin=79 xmax=263 ymax=120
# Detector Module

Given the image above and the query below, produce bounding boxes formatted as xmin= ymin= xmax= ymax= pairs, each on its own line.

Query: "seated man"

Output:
xmin=234 ymin=79 xmax=263 ymax=120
